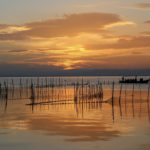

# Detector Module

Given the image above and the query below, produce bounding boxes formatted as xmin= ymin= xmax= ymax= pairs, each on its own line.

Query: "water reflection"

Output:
xmin=0 ymin=77 xmax=150 ymax=143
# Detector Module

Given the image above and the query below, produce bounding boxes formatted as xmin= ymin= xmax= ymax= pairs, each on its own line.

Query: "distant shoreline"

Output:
xmin=0 ymin=69 xmax=150 ymax=77
xmin=0 ymin=75 xmax=150 ymax=78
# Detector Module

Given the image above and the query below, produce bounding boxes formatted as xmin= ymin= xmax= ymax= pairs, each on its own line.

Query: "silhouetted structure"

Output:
xmin=119 ymin=76 xmax=150 ymax=84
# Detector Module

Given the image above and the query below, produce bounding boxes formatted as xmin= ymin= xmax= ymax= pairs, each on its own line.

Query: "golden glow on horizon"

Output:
xmin=0 ymin=9 xmax=150 ymax=70
xmin=0 ymin=26 xmax=31 ymax=34
xmin=103 ymin=21 xmax=136 ymax=29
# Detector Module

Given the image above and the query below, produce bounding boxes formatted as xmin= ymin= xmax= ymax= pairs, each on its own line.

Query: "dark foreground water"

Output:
xmin=0 ymin=76 xmax=150 ymax=150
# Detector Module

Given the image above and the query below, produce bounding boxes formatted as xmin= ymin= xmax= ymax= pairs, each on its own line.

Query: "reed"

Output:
xmin=0 ymin=77 xmax=149 ymax=110
xmin=132 ymin=83 xmax=135 ymax=117
xmin=30 ymin=80 xmax=35 ymax=104
xmin=111 ymin=81 xmax=115 ymax=121
xmin=147 ymin=82 xmax=150 ymax=101
xmin=0 ymin=82 xmax=1 ymax=97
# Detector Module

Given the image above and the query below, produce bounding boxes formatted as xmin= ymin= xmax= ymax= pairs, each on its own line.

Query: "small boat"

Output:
xmin=119 ymin=76 xmax=150 ymax=84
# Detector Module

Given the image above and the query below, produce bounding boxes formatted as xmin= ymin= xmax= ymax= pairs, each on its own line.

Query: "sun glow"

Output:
xmin=0 ymin=26 xmax=31 ymax=34
xmin=103 ymin=21 xmax=136 ymax=29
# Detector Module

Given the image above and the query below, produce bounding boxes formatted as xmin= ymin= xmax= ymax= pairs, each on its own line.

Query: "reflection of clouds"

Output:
xmin=27 ymin=116 xmax=120 ymax=142
xmin=0 ymin=113 xmax=30 ymax=131
xmin=140 ymin=143 xmax=150 ymax=150
xmin=0 ymin=101 xmax=122 ymax=142
xmin=0 ymin=131 xmax=10 ymax=135
xmin=0 ymin=88 xmax=150 ymax=142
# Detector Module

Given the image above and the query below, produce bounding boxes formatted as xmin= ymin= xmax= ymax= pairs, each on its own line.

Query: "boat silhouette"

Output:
xmin=119 ymin=76 xmax=150 ymax=84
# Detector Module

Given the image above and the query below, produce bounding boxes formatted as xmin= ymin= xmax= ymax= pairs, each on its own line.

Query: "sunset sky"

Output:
xmin=0 ymin=0 xmax=150 ymax=75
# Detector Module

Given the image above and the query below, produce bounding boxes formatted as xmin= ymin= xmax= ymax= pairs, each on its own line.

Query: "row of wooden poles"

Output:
xmin=0 ymin=77 xmax=114 ymax=88
xmin=0 ymin=78 xmax=104 ymax=104
xmin=30 ymin=80 xmax=104 ymax=105
xmin=111 ymin=81 xmax=150 ymax=121
xmin=0 ymin=78 xmax=150 ymax=121
xmin=0 ymin=78 xmax=150 ymax=105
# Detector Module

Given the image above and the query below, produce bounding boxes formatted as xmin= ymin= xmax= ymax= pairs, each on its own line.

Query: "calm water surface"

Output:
xmin=0 ymin=76 xmax=150 ymax=150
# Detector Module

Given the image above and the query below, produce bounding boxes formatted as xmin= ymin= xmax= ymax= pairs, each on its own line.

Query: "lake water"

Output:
xmin=0 ymin=76 xmax=150 ymax=150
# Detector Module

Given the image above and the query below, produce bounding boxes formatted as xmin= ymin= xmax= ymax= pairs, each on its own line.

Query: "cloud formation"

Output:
xmin=145 ymin=20 xmax=150 ymax=24
xmin=0 ymin=12 xmax=133 ymax=40
xmin=85 ymin=34 xmax=150 ymax=50
xmin=0 ymin=25 xmax=30 ymax=34
xmin=135 ymin=3 xmax=150 ymax=9
xmin=0 ymin=12 xmax=149 ymax=71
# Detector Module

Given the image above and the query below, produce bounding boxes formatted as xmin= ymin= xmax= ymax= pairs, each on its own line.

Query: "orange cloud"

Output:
xmin=145 ymin=20 xmax=150 ymax=24
xmin=135 ymin=3 xmax=150 ymax=9
xmin=0 ymin=12 xmax=149 ymax=70
xmin=103 ymin=21 xmax=135 ymax=29
xmin=0 ymin=25 xmax=30 ymax=34
xmin=85 ymin=35 xmax=150 ymax=50
xmin=0 ymin=12 xmax=127 ymax=40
